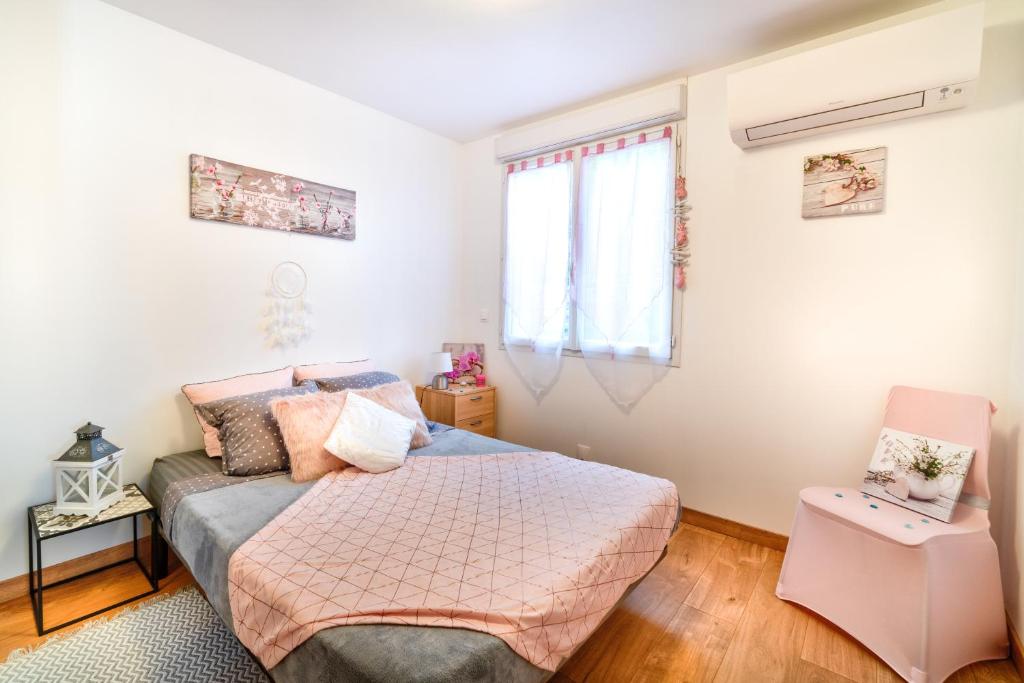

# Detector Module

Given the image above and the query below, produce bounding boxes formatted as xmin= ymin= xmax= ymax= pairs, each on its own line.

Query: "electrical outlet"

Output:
xmin=479 ymin=308 xmax=489 ymax=322
xmin=576 ymin=444 xmax=591 ymax=460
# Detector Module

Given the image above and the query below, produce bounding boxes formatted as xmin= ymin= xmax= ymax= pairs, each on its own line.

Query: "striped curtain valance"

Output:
xmin=506 ymin=125 xmax=674 ymax=175
xmin=506 ymin=150 xmax=574 ymax=175
xmin=581 ymin=125 xmax=672 ymax=157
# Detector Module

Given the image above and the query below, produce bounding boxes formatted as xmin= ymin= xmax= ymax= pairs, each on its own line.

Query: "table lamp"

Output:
xmin=430 ymin=352 xmax=453 ymax=390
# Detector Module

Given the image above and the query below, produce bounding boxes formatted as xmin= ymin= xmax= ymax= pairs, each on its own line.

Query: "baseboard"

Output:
xmin=1010 ymin=612 xmax=1024 ymax=680
xmin=681 ymin=507 xmax=789 ymax=552
xmin=0 ymin=535 xmax=158 ymax=605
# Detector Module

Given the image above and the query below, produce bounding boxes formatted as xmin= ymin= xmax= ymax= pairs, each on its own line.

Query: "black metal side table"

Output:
xmin=27 ymin=483 xmax=161 ymax=635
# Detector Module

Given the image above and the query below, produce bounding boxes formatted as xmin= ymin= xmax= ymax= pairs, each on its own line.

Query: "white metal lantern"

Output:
xmin=53 ymin=422 xmax=125 ymax=517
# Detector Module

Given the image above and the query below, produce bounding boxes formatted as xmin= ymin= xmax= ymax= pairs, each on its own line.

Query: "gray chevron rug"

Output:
xmin=0 ymin=586 xmax=267 ymax=682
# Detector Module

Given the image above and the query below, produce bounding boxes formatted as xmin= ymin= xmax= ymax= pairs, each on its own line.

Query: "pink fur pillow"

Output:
xmin=270 ymin=392 xmax=351 ymax=482
xmin=271 ymin=380 xmax=432 ymax=483
xmin=351 ymin=381 xmax=432 ymax=449
xmin=182 ymin=366 xmax=295 ymax=457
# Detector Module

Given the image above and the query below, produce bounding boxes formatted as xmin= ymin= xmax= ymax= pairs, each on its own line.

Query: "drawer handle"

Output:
xmin=469 ymin=396 xmax=483 ymax=402
xmin=468 ymin=420 xmax=483 ymax=427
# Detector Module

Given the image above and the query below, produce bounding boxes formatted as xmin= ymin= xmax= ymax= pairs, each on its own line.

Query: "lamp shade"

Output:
xmin=430 ymin=352 xmax=453 ymax=374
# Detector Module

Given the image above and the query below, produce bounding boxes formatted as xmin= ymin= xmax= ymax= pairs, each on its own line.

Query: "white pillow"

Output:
xmin=323 ymin=392 xmax=415 ymax=473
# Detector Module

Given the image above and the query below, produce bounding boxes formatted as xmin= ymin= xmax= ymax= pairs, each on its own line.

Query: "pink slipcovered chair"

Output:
xmin=777 ymin=386 xmax=1007 ymax=683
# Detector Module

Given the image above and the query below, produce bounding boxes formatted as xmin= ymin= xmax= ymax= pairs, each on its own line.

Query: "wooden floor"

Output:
xmin=0 ymin=525 xmax=1018 ymax=682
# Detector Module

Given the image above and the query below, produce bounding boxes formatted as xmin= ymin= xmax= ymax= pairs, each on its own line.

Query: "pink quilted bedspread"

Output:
xmin=228 ymin=452 xmax=678 ymax=671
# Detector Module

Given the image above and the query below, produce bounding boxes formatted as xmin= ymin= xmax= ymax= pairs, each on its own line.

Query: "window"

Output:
xmin=502 ymin=160 xmax=573 ymax=347
xmin=501 ymin=125 xmax=680 ymax=364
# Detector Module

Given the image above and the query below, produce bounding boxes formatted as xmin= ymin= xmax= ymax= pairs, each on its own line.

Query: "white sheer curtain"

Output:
xmin=502 ymin=160 xmax=572 ymax=400
xmin=574 ymin=136 xmax=674 ymax=410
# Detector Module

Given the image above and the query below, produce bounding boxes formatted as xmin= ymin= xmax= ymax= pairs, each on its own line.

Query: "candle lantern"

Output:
xmin=53 ymin=422 xmax=124 ymax=516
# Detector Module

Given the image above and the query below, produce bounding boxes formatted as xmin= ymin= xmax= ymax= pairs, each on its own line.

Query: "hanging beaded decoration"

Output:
xmin=671 ymin=133 xmax=691 ymax=290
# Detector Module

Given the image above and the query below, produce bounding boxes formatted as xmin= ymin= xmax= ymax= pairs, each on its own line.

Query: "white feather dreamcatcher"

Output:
xmin=262 ymin=261 xmax=312 ymax=348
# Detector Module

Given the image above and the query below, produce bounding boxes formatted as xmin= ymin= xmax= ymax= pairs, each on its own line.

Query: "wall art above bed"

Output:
xmin=190 ymin=154 xmax=356 ymax=240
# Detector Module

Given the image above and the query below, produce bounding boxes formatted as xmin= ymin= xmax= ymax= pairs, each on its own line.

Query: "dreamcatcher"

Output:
xmin=261 ymin=261 xmax=312 ymax=348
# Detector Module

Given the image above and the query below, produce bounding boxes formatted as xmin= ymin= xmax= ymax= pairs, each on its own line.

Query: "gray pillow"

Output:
xmin=314 ymin=371 xmax=400 ymax=393
xmin=196 ymin=381 xmax=318 ymax=476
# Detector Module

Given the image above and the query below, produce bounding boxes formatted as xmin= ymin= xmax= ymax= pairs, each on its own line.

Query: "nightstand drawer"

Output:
xmin=456 ymin=413 xmax=495 ymax=437
xmin=454 ymin=391 xmax=494 ymax=421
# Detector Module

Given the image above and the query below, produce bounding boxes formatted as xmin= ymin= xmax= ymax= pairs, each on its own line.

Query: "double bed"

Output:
xmin=149 ymin=423 xmax=679 ymax=682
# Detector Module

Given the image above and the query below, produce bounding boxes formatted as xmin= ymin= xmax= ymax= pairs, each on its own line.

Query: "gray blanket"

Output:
xmin=166 ymin=426 xmax=548 ymax=683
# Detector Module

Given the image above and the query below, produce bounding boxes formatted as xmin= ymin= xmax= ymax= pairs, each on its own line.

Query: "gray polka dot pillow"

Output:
xmin=196 ymin=381 xmax=318 ymax=476
xmin=313 ymin=371 xmax=400 ymax=393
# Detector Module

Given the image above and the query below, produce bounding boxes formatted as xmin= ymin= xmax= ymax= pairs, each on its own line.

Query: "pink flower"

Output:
xmin=464 ymin=351 xmax=480 ymax=365
xmin=215 ymin=178 xmax=224 ymax=187
xmin=675 ymin=176 xmax=687 ymax=200
xmin=457 ymin=358 xmax=471 ymax=372
xmin=206 ymin=166 xmax=216 ymax=175
xmin=292 ymin=182 xmax=304 ymax=193
xmin=445 ymin=370 xmax=460 ymax=381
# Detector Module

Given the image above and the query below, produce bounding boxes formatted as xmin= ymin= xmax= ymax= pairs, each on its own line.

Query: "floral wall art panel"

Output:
xmin=860 ymin=428 xmax=974 ymax=522
xmin=802 ymin=147 xmax=886 ymax=218
xmin=190 ymin=155 xmax=356 ymax=240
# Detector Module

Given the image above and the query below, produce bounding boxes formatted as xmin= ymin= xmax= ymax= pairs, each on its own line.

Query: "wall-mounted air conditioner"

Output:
xmin=727 ymin=3 xmax=984 ymax=149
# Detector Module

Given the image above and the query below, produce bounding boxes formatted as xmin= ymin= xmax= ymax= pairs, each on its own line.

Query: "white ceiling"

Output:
xmin=101 ymin=0 xmax=940 ymax=142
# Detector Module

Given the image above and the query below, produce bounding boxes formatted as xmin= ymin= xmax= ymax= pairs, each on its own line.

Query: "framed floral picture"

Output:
xmin=802 ymin=147 xmax=886 ymax=218
xmin=861 ymin=428 xmax=974 ymax=522
xmin=190 ymin=154 xmax=356 ymax=240
xmin=441 ymin=343 xmax=485 ymax=385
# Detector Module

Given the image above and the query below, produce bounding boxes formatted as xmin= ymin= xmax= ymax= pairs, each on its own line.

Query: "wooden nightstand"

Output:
xmin=416 ymin=385 xmax=497 ymax=437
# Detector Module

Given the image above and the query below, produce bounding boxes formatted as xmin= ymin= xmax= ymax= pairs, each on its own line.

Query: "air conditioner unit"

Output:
xmin=727 ymin=3 xmax=984 ymax=149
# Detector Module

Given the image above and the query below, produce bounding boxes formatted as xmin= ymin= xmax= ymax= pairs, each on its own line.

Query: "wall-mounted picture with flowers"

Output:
xmin=802 ymin=146 xmax=886 ymax=218
xmin=441 ymin=343 xmax=485 ymax=386
xmin=190 ymin=154 xmax=356 ymax=240
xmin=861 ymin=428 xmax=974 ymax=522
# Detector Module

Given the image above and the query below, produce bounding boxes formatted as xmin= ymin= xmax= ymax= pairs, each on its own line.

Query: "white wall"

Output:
xmin=458 ymin=0 xmax=1024 ymax=629
xmin=0 ymin=0 xmax=461 ymax=581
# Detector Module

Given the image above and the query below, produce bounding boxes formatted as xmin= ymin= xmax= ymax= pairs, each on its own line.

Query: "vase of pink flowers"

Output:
xmin=445 ymin=350 xmax=484 ymax=385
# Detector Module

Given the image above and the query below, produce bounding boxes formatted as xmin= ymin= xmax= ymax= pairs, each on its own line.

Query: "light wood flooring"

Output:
xmin=0 ymin=524 xmax=1018 ymax=682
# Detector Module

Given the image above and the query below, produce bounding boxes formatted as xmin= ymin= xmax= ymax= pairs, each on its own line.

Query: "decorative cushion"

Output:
xmin=270 ymin=392 xmax=352 ymax=482
xmin=293 ymin=359 xmax=374 ymax=383
xmin=314 ymin=371 xmax=400 ymax=393
xmin=196 ymin=382 xmax=317 ymax=476
xmin=323 ymin=393 xmax=415 ymax=473
xmin=182 ymin=367 xmax=294 ymax=457
xmin=351 ymin=381 xmax=432 ymax=449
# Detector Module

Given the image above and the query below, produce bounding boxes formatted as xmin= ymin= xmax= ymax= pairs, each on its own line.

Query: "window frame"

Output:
xmin=499 ymin=121 xmax=685 ymax=368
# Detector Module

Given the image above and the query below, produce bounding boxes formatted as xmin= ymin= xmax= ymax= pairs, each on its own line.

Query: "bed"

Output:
xmin=150 ymin=423 xmax=678 ymax=683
